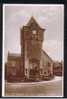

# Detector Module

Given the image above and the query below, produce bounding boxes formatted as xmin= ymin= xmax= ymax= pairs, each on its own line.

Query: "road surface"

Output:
xmin=5 ymin=76 xmax=63 ymax=97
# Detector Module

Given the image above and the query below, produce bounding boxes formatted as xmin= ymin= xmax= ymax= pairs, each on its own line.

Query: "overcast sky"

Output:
xmin=3 ymin=4 xmax=64 ymax=62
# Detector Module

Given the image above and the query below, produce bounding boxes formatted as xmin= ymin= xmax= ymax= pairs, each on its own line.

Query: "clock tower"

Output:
xmin=21 ymin=17 xmax=45 ymax=80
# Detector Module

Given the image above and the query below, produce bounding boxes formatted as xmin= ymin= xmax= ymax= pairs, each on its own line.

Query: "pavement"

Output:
xmin=5 ymin=76 xmax=63 ymax=97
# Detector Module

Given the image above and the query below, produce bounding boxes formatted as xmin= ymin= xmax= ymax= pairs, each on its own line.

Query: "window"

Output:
xmin=48 ymin=62 xmax=51 ymax=67
xmin=44 ymin=71 xmax=46 ymax=74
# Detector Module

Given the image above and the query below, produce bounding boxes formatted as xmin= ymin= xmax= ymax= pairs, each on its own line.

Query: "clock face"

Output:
xmin=32 ymin=30 xmax=36 ymax=35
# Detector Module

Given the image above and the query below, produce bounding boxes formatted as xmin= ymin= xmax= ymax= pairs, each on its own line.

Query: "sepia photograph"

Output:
xmin=2 ymin=4 xmax=64 ymax=97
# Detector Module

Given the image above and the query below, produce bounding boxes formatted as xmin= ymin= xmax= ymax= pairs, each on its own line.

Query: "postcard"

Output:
xmin=2 ymin=4 xmax=64 ymax=97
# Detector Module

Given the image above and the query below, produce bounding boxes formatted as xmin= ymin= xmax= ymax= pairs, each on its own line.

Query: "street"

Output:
xmin=5 ymin=76 xmax=63 ymax=97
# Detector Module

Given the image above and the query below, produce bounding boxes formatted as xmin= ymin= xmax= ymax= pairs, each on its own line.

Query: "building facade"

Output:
xmin=5 ymin=17 xmax=54 ymax=82
xmin=53 ymin=61 xmax=63 ymax=76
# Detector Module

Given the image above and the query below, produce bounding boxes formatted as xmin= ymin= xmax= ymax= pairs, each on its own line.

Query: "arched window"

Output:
xmin=48 ymin=62 xmax=51 ymax=67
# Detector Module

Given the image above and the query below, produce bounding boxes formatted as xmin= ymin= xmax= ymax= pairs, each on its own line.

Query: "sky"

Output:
xmin=3 ymin=4 xmax=64 ymax=62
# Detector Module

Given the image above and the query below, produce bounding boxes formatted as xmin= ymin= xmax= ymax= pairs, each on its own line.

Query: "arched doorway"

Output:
xmin=29 ymin=59 xmax=40 ymax=81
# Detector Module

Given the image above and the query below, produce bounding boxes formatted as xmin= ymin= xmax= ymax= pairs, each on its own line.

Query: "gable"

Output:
xmin=26 ymin=16 xmax=44 ymax=31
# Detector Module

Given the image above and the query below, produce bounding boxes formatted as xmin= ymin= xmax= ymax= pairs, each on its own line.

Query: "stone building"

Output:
xmin=5 ymin=17 xmax=54 ymax=82
xmin=53 ymin=61 xmax=63 ymax=76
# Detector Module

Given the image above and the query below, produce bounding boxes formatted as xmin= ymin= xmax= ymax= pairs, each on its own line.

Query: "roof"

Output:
xmin=26 ymin=16 xmax=45 ymax=30
xmin=42 ymin=50 xmax=53 ymax=62
xmin=8 ymin=53 xmax=21 ymax=57
xmin=7 ymin=50 xmax=53 ymax=62
xmin=8 ymin=52 xmax=21 ymax=60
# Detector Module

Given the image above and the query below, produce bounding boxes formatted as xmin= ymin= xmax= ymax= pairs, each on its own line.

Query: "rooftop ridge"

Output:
xmin=26 ymin=16 xmax=45 ymax=30
xmin=42 ymin=49 xmax=53 ymax=62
